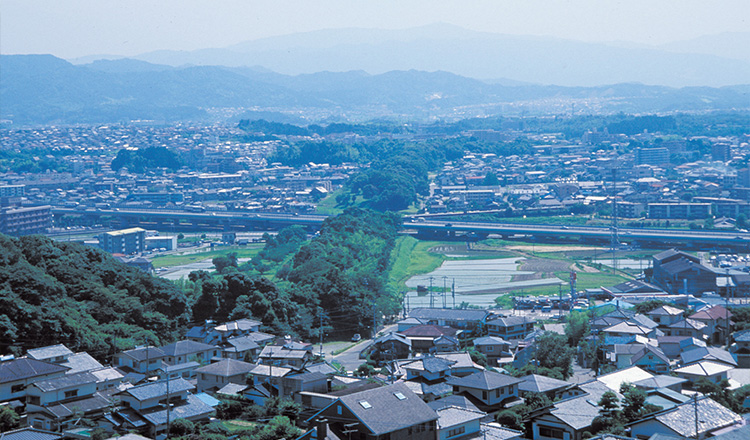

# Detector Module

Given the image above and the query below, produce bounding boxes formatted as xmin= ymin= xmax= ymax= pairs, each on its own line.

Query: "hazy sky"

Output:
xmin=2 ymin=0 xmax=748 ymax=59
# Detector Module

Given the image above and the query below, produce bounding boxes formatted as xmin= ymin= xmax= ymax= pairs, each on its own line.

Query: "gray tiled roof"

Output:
xmin=632 ymin=375 xmax=687 ymax=390
xmin=194 ymin=359 xmax=255 ymax=377
xmin=26 ymin=344 xmax=73 ymax=361
xmin=447 ymin=370 xmax=522 ymax=390
xmin=0 ymin=358 xmax=69 ymax=384
xmin=223 ymin=335 xmax=260 ymax=352
xmin=120 ymin=377 xmax=194 ymax=401
xmin=140 ymin=394 xmax=214 ymax=426
xmin=336 ymin=382 xmax=438 ymax=435
xmin=32 ymin=371 xmax=98 ymax=392
xmin=160 ymin=340 xmax=218 ymax=357
xmin=473 ymin=336 xmax=509 ymax=346
xmin=681 ymin=346 xmax=737 ymax=367
xmin=435 ymin=405 xmax=485 ymax=429
xmin=487 ymin=316 xmax=535 ymax=327
xmin=428 ymin=395 xmax=481 ymax=412
xmin=119 ymin=346 xmax=165 ymax=362
xmin=0 ymin=428 xmax=63 ymax=440
xmin=651 ymin=397 xmax=741 ymax=437
xmin=518 ymin=374 xmax=571 ymax=393
xmin=733 ymin=329 xmax=750 ymax=342
xmin=712 ymin=424 xmax=750 ymax=440
xmin=549 ymin=381 xmax=620 ymax=430
xmin=41 ymin=392 xmax=113 ymax=418
xmin=60 ymin=352 xmax=104 ymax=374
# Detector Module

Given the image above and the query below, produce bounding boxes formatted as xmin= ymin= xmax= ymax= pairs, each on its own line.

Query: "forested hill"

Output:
xmin=0 ymin=235 xmax=191 ymax=358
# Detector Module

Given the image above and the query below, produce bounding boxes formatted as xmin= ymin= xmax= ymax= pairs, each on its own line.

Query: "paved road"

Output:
xmin=331 ymin=324 xmax=397 ymax=372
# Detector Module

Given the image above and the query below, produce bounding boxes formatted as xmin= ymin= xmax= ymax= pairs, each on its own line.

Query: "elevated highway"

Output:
xmin=53 ymin=207 xmax=750 ymax=250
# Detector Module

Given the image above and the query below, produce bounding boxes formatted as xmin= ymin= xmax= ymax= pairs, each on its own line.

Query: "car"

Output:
xmin=351 ymin=333 xmax=362 ymax=342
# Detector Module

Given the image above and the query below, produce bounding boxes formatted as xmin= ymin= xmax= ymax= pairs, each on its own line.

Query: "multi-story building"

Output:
xmin=0 ymin=205 xmax=52 ymax=235
xmin=97 ymin=227 xmax=146 ymax=254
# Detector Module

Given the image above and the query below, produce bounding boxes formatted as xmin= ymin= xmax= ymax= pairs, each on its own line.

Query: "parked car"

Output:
xmin=351 ymin=333 xmax=362 ymax=342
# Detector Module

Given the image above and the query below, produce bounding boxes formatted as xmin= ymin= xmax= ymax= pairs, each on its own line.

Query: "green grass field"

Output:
xmin=388 ymin=237 xmax=448 ymax=290
xmin=151 ymin=245 xmax=262 ymax=268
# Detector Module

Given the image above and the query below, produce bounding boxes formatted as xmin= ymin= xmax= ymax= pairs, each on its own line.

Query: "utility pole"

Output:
xmin=319 ymin=307 xmax=324 ymax=358
xmin=693 ymin=394 xmax=700 ymax=440
xmin=443 ymin=276 xmax=447 ymax=308
xmin=429 ymin=276 xmax=434 ymax=309
xmin=611 ymin=167 xmax=619 ymax=275
xmin=165 ymin=369 xmax=171 ymax=439
xmin=452 ymin=278 xmax=456 ymax=309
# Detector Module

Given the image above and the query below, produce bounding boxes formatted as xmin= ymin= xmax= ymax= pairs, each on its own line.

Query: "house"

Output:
xmin=399 ymin=325 xmax=459 ymax=353
xmin=246 ymin=364 xmax=292 ymax=397
xmin=219 ymin=335 xmax=261 ymax=361
xmin=486 ymin=316 xmax=535 ymax=340
xmin=26 ymin=344 xmax=74 ymax=364
xmin=372 ymin=332 xmax=412 ymax=362
xmin=0 ymin=358 xmax=69 ymax=403
xmin=194 ymin=359 xmax=256 ymax=392
xmin=666 ymin=319 xmax=708 ymax=339
xmin=281 ymin=371 xmax=328 ymax=399
xmin=630 ymin=345 xmax=671 ymax=374
xmin=730 ymin=328 xmax=750 ymax=368
xmin=629 ymin=396 xmax=742 ymax=439
xmin=160 ymin=340 xmax=220 ymax=365
xmin=397 ymin=317 xmax=427 ymax=332
xmin=26 ymin=389 xmax=117 ymax=432
xmin=473 ymin=336 xmax=512 ymax=366
xmin=657 ymin=336 xmax=705 ymax=359
xmin=674 ymin=360 xmax=734 ymax=387
xmin=59 ymin=353 xmax=105 ymax=375
xmin=646 ymin=305 xmax=685 ymax=328
xmin=113 ymin=346 xmax=165 ymax=374
xmin=613 ymin=344 xmax=646 ymax=370
xmin=447 ymin=370 xmax=522 ymax=409
xmin=601 ymin=321 xmax=657 ymax=339
xmin=25 ymin=371 xmax=98 ymax=406
xmin=689 ymin=305 xmax=733 ymax=344
xmin=308 ymin=383 xmax=439 ymax=440
xmin=408 ymin=308 xmax=493 ymax=330
xmin=434 ymin=405 xmax=485 ymax=440
xmin=433 ymin=335 xmax=460 ymax=353
xmin=518 ymin=374 xmax=571 ymax=400
xmin=602 ymin=280 xmax=667 ymax=298
xmin=114 ymin=378 xmax=214 ymax=438
xmin=529 ymin=381 xmax=621 ymax=440
xmin=258 ymin=344 xmax=312 ymax=368
xmin=433 ymin=352 xmax=484 ymax=377
xmin=186 ymin=318 xmax=262 ymax=345
xmin=680 ymin=346 xmax=737 ymax=368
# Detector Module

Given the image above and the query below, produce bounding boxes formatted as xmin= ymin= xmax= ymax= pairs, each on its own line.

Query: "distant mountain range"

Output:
xmin=2 ymin=54 xmax=749 ymax=126
xmin=74 ymin=24 xmax=750 ymax=88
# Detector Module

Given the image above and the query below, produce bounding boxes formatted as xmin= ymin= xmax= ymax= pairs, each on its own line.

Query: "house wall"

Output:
xmin=438 ymin=419 xmax=481 ymax=440
xmin=487 ymin=322 xmax=534 ymax=339
xmin=0 ymin=371 xmax=66 ymax=403
xmin=630 ymin=418 xmax=679 ymax=440
xmin=165 ymin=348 xmax=219 ymax=365
xmin=27 ymin=381 xmax=97 ymax=405
xmin=454 ymin=384 xmax=517 ymax=407
xmin=197 ymin=372 xmax=247 ymax=392
xmin=532 ymin=414 xmax=575 ymax=440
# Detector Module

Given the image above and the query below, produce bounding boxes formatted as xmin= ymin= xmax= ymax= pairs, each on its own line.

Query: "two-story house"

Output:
xmin=308 ymin=383 xmax=439 ymax=440
xmin=195 ymin=359 xmax=256 ymax=392
xmin=731 ymin=328 xmax=750 ymax=368
xmin=689 ymin=305 xmax=733 ymax=344
xmin=473 ymin=336 xmax=512 ymax=366
xmin=114 ymin=378 xmax=215 ymax=438
xmin=160 ymin=340 xmax=220 ymax=366
xmin=447 ymin=371 xmax=522 ymax=410
xmin=486 ymin=316 xmax=535 ymax=340
xmin=113 ymin=346 xmax=165 ymax=375
xmin=186 ymin=318 xmax=262 ymax=345
xmin=0 ymin=358 xmax=69 ymax=403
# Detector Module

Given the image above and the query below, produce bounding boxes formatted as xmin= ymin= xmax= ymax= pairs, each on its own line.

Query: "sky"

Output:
xmin=2 ymin=0 xmax=748 ymax=59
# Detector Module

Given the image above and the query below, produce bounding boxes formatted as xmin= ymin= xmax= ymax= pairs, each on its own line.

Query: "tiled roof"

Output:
xmin=0 ymin=428 xmax=63 ymax=440
xmin=690 ymin=305 xmax=732 ymax=321
xmin=60 ymin=353 xmax=104 ymax=374
xmin=487 ymin=316 xmax=535 ymax=327
xmin=631 ymin=345 xmax=670 ymax=366
xmin=336 ymin=383 xmax=438 ymax=435
xmin=223 ymin=335 xmax=260 ymax=352
xmin=194 ymin=359 xmax=255 ymax=377
xmin=648 ymin=305 xmax=684 ymax=316
xmin=632 ymin=375 xmax=687 ymax=390
xmin=119 ymin=346 xmax=165 ymax=362
xmin=259 ymin=345 xmax=309 ymax=359
xmin=733 ymin=329 xmax=750 ymax=342
xmin=681 ymin=346 xmax=737 ymax=367
xmin=215 ymin=318 xmax=261 ymax=332
xmin=140 ymin=394 xmax=214 ymax=426
xmin=120 ymin=377 xmax=195 ymax=401
xmin=474 ymin=336 xmax=509 ymax=346
xmin=428 ymin=395 xmax=481 ymax=412
xmin=674 ymin=360 xmax=733 ymax=377
xmin=597 ymin=366 xmax=653 ymax=392
xmin=31 ymin=371 xmax=98 ymax=392
xmin=0 ymin=358 xmax=69 ymax=384
xmin=160 ymin=340 xmax=218 ymax=357
xmin=26 ymin=344 xmax=73 ymax=361
xmin=447 ymin=370 xmax=522 ymax=390
xmin=603 ymin=321 xmax=652 ymax=335
xmin=518 ymin=374 xmax=571 ymax=393
xmin=435 ymin=405 xmax=485 ymax=429
xmin=652 ymin=397 xmax=741 ymax=438
xmin=399 ymin=325 xmax=457 ymax=338
xmin=669 ymin=319 xmax=707 ymax=331
xmin=549 ymin=381 xmax=620 ymax=430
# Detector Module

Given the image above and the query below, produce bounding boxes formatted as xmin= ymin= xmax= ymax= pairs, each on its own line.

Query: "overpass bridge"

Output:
xmin=52 ymin=207 xmax=750 ymax=250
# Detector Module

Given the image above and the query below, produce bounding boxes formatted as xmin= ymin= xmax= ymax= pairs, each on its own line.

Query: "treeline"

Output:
xmin=191 ymin=208 xmax=402 ymax=340
xmin=0 ymin=235 xmax=190 ymax=357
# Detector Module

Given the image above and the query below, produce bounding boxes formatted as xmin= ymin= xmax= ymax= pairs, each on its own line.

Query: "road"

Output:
xmin=331 ymin=324 xmax=397 ymax=372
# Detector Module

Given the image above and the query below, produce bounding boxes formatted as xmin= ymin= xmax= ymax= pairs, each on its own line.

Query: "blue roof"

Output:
xmin=194 ymin=392 xmax=221 ymax=407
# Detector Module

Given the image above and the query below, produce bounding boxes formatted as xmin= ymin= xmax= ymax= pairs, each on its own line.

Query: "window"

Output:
xmin=64 ymin=389 xmax=78 ymax=399
xmin=337 ymin=405 xmax=342 ymax=415
xmin=393 ymin=392 xmax=407 ymax=400
xmin=447 ymin=426 xmax=466 ymax=438
xmin=482 ymin=391 xmax=488 ymax=400
xmin=358 ymin=400 xmax=372 ymax=409
xmin=10 ymin=384 xmax=24 ymax=394
xmin=27 ymin=396 xmax=40 ymax=405
xmin=539 ymin=425 xmax=565 ymax=439
xmin=486 ymin=346 xmax=494 ymax=351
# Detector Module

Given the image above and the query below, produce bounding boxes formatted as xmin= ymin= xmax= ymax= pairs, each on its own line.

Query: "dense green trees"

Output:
xmin=0 ymin=234 xmax=190 ymax=356
xmin=111 ymin=146 xmax=181 ymax=172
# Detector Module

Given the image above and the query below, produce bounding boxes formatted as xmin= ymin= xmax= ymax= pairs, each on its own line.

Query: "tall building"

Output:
xmin=0 ymin=205 xmax=52 ymax=236
xmin=98 ymin=227 xmax=146 ymax=254
xmin=635 ymin=147 xmax=670 ymax=165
